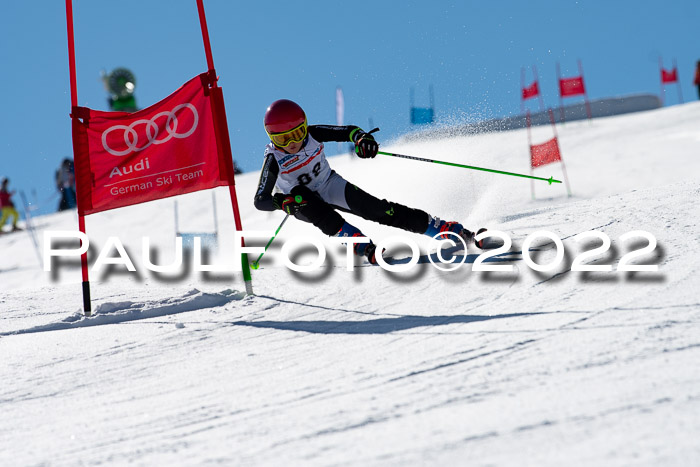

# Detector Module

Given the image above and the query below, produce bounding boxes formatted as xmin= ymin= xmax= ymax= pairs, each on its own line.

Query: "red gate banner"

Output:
xmin=72 ymin=73 xmax=230 ymax=215
xmin=522 ymin=81 xmax=540 ymax=100
xmin=559 ymin=76 xmax=585 ymax=97
xmin=530 ymin=137 xmax=562 ymax=168
xmin=661 ymin=67 xmax=678 ymax=84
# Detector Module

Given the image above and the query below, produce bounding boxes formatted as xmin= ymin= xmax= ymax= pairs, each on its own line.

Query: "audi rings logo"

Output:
xmin=101 ymin=103 xmax=199 ymax=157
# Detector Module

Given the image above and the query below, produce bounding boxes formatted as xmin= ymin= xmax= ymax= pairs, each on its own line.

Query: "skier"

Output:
xmin=694 ymin=61 xmax=700 ymax=100
xmin=0 ymin=177 xmax=20 ymax=233
xmin=253 ymin=99 xmax=482 ymax=264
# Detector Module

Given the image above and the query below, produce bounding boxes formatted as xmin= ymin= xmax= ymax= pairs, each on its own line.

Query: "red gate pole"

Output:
xmin=659 ymin=56 xmax=665 ymax=105
xmin=65 ymin=0 xmax=92 ymax=316
xmin=548 ymin=109 xmax=572 ymax=196
xmin=520 ymin=66 xmax=525 ymax=114
xmin=196 ymin=0 xmax=215 ymax=72
xmin=196 ymin=0 xmax=253 ymax=294
xmin=579 ymin=60 xmax=592 ymax=120
xmin=533 ymin=64 xmax=545 ymax=111
xmin=556 ymin=61 xmax=565 ymax=123
xmin=579 ymin=59 xmax=592 ymax=120
xmin=526 ymin=110 xmax=535 ymax=200
xmin=674 ymin=58 xmax=684 ymax=104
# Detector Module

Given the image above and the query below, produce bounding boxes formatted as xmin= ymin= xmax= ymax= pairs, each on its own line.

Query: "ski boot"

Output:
xmin=424 ymin=217 xmax=487 ymax=249
xmin=334 ymin=222 xmax=379 ymax=265
xmin=363 ymin=242 xmax=379 ymax=265
xmin=425 ymin=216 xmax=473 ymax=244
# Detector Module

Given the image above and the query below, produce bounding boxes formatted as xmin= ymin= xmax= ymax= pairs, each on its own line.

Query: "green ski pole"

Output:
xmin=250 ymin=208 xmax=293 ymax=270
xmin=377 ymin=150 xmax=562 ymax=185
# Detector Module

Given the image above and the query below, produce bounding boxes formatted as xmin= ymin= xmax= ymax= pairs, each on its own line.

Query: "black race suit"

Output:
xmin=254 ymin=125 xmax=430 ymax=236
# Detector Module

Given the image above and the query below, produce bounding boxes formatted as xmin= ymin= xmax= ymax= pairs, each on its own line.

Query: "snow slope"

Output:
xmin=1 ymin=102 xmax=699 ymax=466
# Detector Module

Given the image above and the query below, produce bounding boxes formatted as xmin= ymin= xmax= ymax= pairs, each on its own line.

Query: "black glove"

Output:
xmin=352 ymin=128 xmax=380 ymax=159
xmin=273 ymin=193 xmax=308 ymax=215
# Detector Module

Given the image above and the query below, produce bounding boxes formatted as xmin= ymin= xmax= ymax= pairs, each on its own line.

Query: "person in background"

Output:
xmin=694 ymin=61 xmax=700 ymax=100
xmin=0 ymin=177 xmax=20 ymax=233
xmin=56 ymin=158 xmax=77 ymax=211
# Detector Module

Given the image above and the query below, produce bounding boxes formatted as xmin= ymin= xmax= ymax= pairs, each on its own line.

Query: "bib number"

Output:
xmin=297 ymin=162 xmax=322 ymax=186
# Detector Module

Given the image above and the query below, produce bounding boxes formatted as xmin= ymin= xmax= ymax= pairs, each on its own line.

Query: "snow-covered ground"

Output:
xmin=1 ymin=102 xmax=699 ymax=466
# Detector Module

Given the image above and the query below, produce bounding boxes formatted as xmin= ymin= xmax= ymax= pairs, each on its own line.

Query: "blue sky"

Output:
xmin=1 ymin=1 xmax=697 ymax=215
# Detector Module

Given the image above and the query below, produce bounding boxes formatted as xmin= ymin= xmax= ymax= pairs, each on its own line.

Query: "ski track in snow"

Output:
xmin=1 ymin=103 xmax=700 ymax=465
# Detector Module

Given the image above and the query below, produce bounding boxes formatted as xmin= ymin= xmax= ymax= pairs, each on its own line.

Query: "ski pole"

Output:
xmin=19 ymin=191 xmax=43 ymax=267
xmin=250 ymin=212 xmax=291 ymax=270
xmin=377 ymin=150 xmax=562 ymax=185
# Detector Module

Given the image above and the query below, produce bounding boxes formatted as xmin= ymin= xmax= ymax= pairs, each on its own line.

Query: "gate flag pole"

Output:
xmin=526 ymin=110 xmax=535 ymax=200
xmin=533 ymin=64 xmax=545 ymax=111
xmin=195 ymin=0 xmax=254 ymax=295
xmin=520 ymin=67 xmax=525 ymax=114
xmin=548 ymin=108 xmax=572 ymax=196
xmin=658 ymin=56 xmax=665 ymax=105
xmin=65 ymin=0 xmax=92 ymax=316
xmin=674 ymin=58 xmax=684 ymax=104
xmin=578 ymin=59 xmax=592 ymax=121
xmin=556 ymin=61 xmax=565 ymax=123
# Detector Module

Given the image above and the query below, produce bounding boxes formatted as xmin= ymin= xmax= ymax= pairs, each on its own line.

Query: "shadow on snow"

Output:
xmin=233 ymin=311 xmax=549 ymax=335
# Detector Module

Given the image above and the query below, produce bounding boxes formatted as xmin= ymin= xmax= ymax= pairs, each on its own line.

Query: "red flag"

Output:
xmin=530 ymin=137 xmax=562 ymax=168
xmin=559 ymin=76 xmax=585 ymax=97
xmin=661 ymin=67 xmax=678 ymax=84
xmin=72 ymin=73 xmax=230 ymax=215
xmin=522 ymin=81 xmax=540 ymax=100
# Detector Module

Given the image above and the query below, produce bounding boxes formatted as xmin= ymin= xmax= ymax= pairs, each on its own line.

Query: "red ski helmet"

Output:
xmin=264 ymin=99 xmax=308 ymax=148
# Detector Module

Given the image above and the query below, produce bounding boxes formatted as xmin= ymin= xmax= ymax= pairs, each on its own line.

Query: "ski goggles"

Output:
xmin=268 ymin=120 xmax=308 ymax=148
